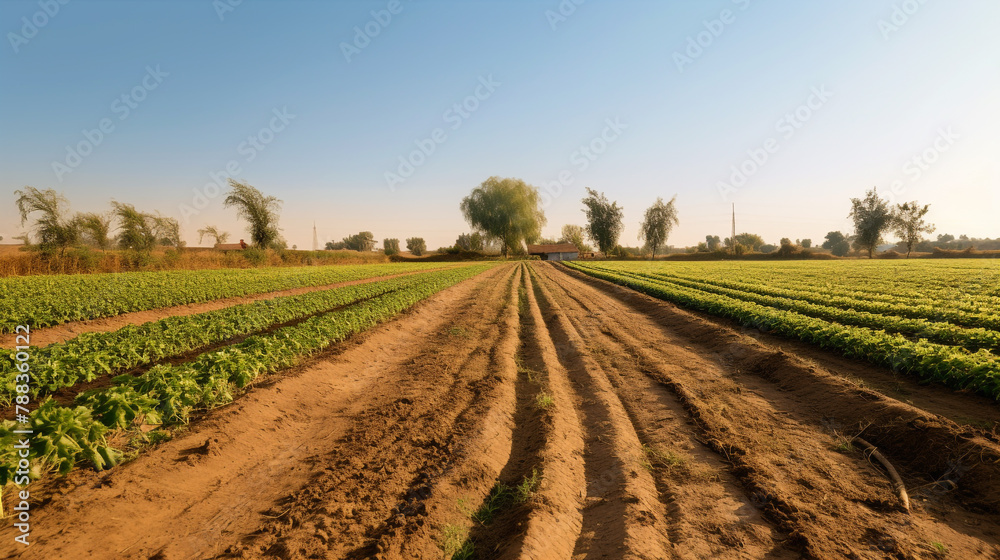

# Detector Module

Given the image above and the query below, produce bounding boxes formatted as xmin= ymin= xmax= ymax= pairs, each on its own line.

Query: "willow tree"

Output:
xmin=76 ymin=212 xmax=113 ymax=250
xmin=14 ymin=186 xmax=79 ymax=254
xmin=197 ymin=225 xmax=230 ymax=246
xmin=638 ymin=196 xmax=679 ymax=257
xmin=111 ymin=202 xmax=157 ymax=251
xmin=223 ymin=179 xmax=282 ymax=248
xmin=581 ymin=188 xmax=623 ymax=254
xmin=460 ymin=176 xmax=546 ymax=257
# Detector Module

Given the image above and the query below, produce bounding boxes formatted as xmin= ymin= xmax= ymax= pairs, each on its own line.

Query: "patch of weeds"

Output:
xmin=448 ymin=326 xmax=470 ymax=338
xmin=517 ymin=468 xmax=541 ymax=500
xmin=473 ymin=469 xmax=541 ymax=526
xmin=122 ymin=429 xmax=174 ymax=463
xmin=534 ymin=391 xmax=554 ymax=410
xmin=440 ymin=524 xmax=473 ymax=559
xmin=643 ymin=444 xmax=685 ymax=471
xmin=830 ymin=432 xmax=856 ymax=454
xmin=930 ymin=541 xmax=947 ymax=557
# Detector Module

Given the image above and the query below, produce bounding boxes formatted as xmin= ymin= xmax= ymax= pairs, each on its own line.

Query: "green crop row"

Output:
xmin=0 ymin=262 xmax=449 ymax=333
xmin=606 ymin=267 xmax=1000 ymax=353
xmin=565 ymin=262 xmax=1000 ymax=400
xmin=650 ymin=268 xmax=1000 ymax=323
xmin=0 ymin=268 xmax=462 ymax=404
xmin=0 ymin=263 xmax=492 ymax=484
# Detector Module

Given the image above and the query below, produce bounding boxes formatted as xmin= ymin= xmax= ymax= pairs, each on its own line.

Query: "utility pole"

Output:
xmin=312 ymin=222 xmax=319 ymax=251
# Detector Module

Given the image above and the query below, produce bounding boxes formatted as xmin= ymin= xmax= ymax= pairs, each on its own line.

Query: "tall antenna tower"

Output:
xmin=731 ymin=203 xmax=736 ymax=255
xmin=312 ymin=222 xmax=319 ymax=251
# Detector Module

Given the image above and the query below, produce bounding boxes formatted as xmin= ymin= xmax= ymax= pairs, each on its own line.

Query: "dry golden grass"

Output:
xmin=0 ymin=245 xmax=388 ymax=277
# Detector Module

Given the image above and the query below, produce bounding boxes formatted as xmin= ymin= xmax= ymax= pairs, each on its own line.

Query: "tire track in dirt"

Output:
xmin=1 ymin=267 xmax=454 ymax=349
xmin=0 ymin=264 xmax=506 ymax=560
xmin=532 ymin=263 xmax=796 ymax=560
xmin=543 ymin=262 xmax=1000 ymax=559
xmin=529 ymin=264 xmax=672 ymax=559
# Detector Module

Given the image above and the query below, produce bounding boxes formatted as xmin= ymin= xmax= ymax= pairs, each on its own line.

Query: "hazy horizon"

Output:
xmin=2 ymin=0 xmax=998 ymax=250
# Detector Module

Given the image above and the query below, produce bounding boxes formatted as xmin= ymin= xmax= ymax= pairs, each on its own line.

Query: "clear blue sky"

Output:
xmin=2 ymin=0 xmax=998 ymax=249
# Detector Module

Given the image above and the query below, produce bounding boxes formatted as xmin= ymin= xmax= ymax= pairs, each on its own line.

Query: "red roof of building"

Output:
xmin=526 ymin=243 xmax=579 ymax=254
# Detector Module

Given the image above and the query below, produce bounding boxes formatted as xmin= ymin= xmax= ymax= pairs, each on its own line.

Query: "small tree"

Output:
xmin=76 ymin=212 xmax=112 ymax=250
xmin=706 ymin=235 xmax=722 ymax=251
xmin=151 ymin=214 xmax=184 ymax=248
xmin=406 ymin=237 xmax=426 ymax=256
xmin=849 ymin=187 xmax=893 ymax=259
xmin=638 ymin=196 xmax=679 ymax=258
xmin=384 ymin=238 xmax=401 ymax=256
xmin=460 ymin=176 xmax=546 ymax=257
xmin=14 ymin=186 xmax=79 ymax=255
xmin=455 ymin=232 xmax=485 ymax=252
xmin=777 ymin=237 xmax=796 ymax=257
xmin=111 ymin=202 xmax=157 ymax=252
xmin=342 ymin=231 xmax=376 ymax=251
xmin=581 ymin=188 xmax=624 ymax=254
xmin=726 ymin=233 xmax=765 ymax=253
xmin=198 ymin=225 xmax=231 ymax=247
xmin=559 ymin=224 xmax=591 ymax=253
xmin=822 ymin=231 xmax=851 ymax=257
xmin=223 ymin=179 xmax=282 ymax=248
xmin=891 ymin=202 xmax=935 ymax=258
xmin=801 ymin=238 xmax=812 ymax=249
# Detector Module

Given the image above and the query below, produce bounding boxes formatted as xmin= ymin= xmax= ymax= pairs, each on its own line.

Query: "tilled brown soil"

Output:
xmin=3 ymin=261 xmax=1000 ymax=560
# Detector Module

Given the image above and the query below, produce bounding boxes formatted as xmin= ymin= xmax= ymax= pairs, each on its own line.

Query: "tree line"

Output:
xmin=458 ymin=176 xmax=680 ymax=258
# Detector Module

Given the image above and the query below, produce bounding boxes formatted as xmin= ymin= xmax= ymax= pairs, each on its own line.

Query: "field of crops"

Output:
xmin=0 ymin=262 xmax=491 ymax=484
xmin=0 ymin=262 xmax=446 ymax=333
xmin=565 ymin=259 xmax=1000 ymax=399
xmin=5 ymin=260 xmax=1000 ymax=560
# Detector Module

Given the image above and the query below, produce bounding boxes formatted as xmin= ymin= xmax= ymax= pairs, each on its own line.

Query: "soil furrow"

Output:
xmin=546 ymin=262 xmax=1000 ymax=559
xmin=530 ymin=264 xmax=672 ymax=559
xmin=506 ymin=263 xmax=588 ymax=560
xmin=534 ymin=262 xmax=796 ymax=560
xmin=220 ymin=265 xmax=521 ymax=560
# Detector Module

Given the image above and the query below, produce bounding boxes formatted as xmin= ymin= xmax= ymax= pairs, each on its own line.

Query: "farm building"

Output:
xmin=527 ymin=243 xmax=579 ymax=261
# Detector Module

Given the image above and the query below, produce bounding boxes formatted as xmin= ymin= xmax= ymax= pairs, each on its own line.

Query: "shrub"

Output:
xmin=243 ymin=247 xmax=268 ymax=266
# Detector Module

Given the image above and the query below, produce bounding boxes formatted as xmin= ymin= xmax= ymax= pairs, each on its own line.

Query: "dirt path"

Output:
xmin=0 ymin=267 xmax=451 ymax=349
xmin=4 ymin=260 xmax=1000 ymax=560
